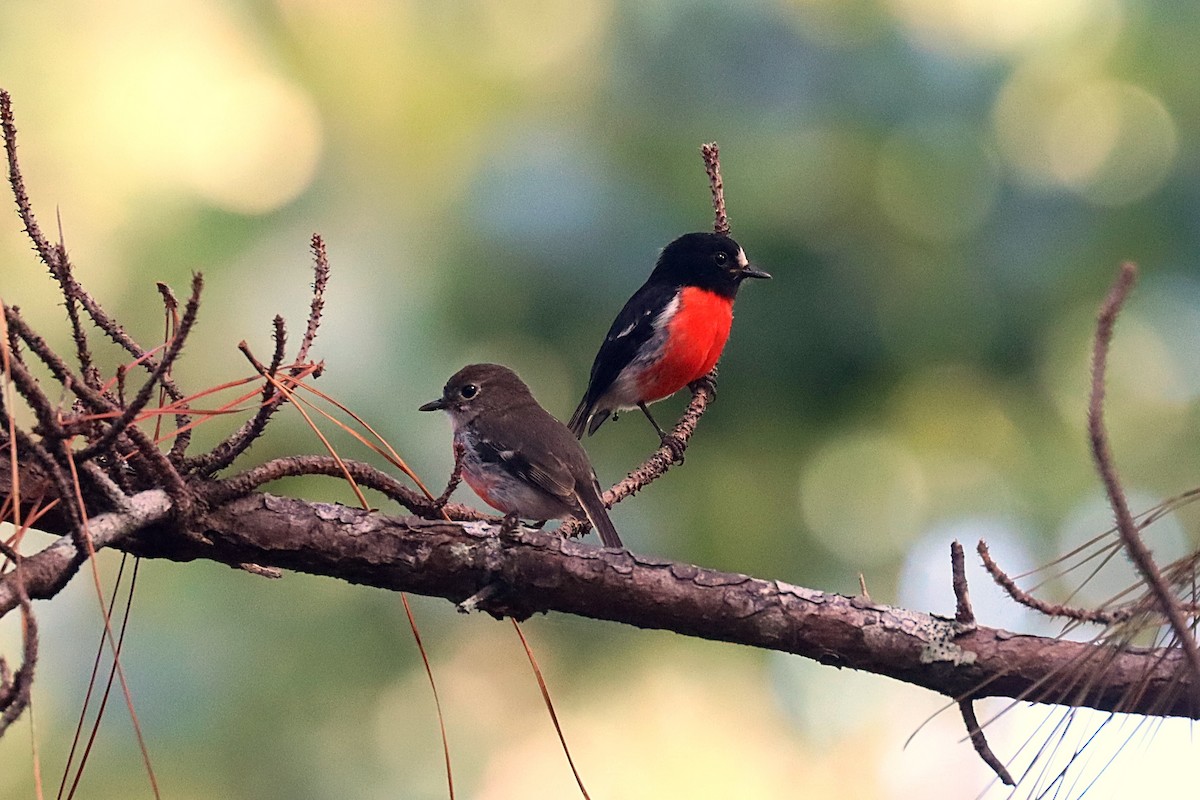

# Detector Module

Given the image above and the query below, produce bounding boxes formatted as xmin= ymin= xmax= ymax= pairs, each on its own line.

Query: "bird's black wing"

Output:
xmin=568 ymin=279 xmax=676 ymax=436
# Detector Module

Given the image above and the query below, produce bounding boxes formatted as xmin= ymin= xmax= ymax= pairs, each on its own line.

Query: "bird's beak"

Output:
xmin=419 ymin=398 xmax=446 ymax=412
xmin=741 ymin=265 xmax=771 ymax=280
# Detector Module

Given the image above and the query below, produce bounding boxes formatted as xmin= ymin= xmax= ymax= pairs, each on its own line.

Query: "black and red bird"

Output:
xmin=568 ymin=232 xmax=770 ymax=439
xmin=420 ymin=363 xmax=624 ymax=549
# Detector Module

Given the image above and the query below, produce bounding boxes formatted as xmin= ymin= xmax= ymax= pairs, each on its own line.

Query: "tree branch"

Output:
xmin=2 ymin=489 xmax=1194 ymax=720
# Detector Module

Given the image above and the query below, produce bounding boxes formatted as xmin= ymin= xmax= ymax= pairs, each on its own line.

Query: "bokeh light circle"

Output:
xmin=995 ymin=76 xmax=1177 ymax=205
xmin=799 ymin=433 xmax=927 ymax=566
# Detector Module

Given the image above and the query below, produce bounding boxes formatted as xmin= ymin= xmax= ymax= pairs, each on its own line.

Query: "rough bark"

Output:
xmin=3 ymin=489 xmax=1193 ymax=721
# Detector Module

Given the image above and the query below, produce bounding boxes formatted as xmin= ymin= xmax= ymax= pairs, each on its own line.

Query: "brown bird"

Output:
xmin=420 ymin=363 xmax=623 ymax=548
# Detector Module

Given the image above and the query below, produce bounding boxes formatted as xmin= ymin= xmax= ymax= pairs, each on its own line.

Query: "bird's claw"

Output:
xmin=498 ymin=512 xmax=523 ymax=540
xmin=689 ymin=373 xmax=718 ymax=400
xmin=661 ymin=433 xmax=687 ymax=463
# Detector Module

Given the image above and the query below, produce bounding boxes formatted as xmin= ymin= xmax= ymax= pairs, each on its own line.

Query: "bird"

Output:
xmin=568 ymin=232 xmax=770 ymax=440
xmin=420 ymin=363 xmax=624 ymax=549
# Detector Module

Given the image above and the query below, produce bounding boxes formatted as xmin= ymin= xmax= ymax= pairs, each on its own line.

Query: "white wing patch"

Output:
xmin=651 ymin=294 xmax=681 ymax=332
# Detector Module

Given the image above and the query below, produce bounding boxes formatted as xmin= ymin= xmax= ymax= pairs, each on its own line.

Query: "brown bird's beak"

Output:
xmin=419 ymin=398 xmax=446 ymax=412
xmin=740 ymin=265 xmax=771 ymax=280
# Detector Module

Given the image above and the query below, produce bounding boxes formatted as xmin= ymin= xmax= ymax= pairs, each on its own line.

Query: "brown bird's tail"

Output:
xmin=575 ymin=480 xmax=623 ymax=549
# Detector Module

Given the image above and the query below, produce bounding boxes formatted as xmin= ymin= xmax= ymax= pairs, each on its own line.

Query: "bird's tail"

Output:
xmin=567 ymin=398 xmax=591 ymax=439
xmin=576 ymin=480 xmax=623 ymax=549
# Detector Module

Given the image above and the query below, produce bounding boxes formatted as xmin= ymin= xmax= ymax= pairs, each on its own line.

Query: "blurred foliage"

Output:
xmin=3 ymin=0 xmax=1200 ymax=797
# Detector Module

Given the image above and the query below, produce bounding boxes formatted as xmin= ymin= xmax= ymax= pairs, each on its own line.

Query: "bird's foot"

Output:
xmin=498 ymin=512 xmax=523 ymax=541
xmin=661 ymin=432 xmax=687 ymax=464
xmin=689 ymin=372 xmax=718 ymax=400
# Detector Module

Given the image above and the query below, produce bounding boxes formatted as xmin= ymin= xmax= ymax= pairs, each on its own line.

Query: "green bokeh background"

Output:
xmin=3 ymin=1 xmax=1200 ymax=797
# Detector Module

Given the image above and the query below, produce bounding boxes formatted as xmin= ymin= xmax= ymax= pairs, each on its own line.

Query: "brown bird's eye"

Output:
xmin=460 ymin=384 xmax=478 ymax=399
xmin=714 ymin=251 xmax=728 ymax=266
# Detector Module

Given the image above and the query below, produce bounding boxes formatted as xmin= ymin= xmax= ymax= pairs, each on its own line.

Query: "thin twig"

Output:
xmin=949 ymin=541 xmax=1013 ymax=786
xmin=958 ymin=699 xmax=1015 ymax=787
xmin=205 ymin=455 xmax=489 ymax=520
xmin=3 ymin=306 xmax=93 ymax=412
xmin=53 ymin=238 xmax=99 ymax=392
xmin=700 ymin=142 xmax=729 ymax=236
xmin=76 ymin=273 xmax=203 ymax=462
xmin=157 ymin=282 xmax=193 ymax=464
xmin=3 ymin=307 xmax=188 ymax=516
xmin=433 ymin=441 xmax=466 ymax=510
xmin=1 ymin=91 xmax=57 ymax=270
xmin=978 ymin=541 xmax=1130 ymax=625
xmin=184 ymin=317 xmax=290 ymax=476
xmin=56 ymin=264 xmax=188 ymax=410
xmin=1087 ymin=262 xmax=1200 ymax=700
xmin=951 ymin=540 xmax=974 ymax=625
xmin=295 ymin=234 xmax=329 ymax=368
xmin=0 ymin=540 xmax=37 ymax=737
xmin=559 ymin=145 xmax=734 ymax=537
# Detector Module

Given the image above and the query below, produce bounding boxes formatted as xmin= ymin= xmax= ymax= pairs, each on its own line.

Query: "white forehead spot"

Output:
xmin=736 ymin=248 xmax=748 ymax=268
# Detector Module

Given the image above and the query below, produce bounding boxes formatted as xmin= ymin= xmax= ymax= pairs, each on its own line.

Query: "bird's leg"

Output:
xmin=640 ymin=401 xmax=686 ymax=463
xmin=498 ymin=511 xmax=523 ymax=541
xmin=638 ymin=401 xmax=667 ymax=438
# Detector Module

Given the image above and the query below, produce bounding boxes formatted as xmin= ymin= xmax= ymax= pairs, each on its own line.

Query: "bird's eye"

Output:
xmin=460 ymin=384 xmax=479 ymax=399
xmin=714 ymin=252 xmax=729 ymax=266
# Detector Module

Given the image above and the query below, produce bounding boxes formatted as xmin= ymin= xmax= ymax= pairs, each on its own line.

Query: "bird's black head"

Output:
xmin=648 ymin=232 xmax=770 ymax=298
xmin=419 ymin=363 xmax=536 ymax=422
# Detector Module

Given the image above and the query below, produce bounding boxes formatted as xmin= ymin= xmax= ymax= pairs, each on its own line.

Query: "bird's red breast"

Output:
xmin=460 ymin=464 xmax=510 ymax=513
xmin=636 ymin=286 xmax=734 ymax=403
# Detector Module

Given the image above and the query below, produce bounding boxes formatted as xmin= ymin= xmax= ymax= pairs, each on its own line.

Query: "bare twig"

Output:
xmin=157 ymin=281 xmax=194 ymax=463
xmin=3 ymin=305 xmax=189 ymax=517
xmin=184 ymin=331 xmax=289 ymax=476
xmin=949 ymin=541 xmax=1013 ymax=786
xmin=204 ymin=455 xmax=489 ymax=521
xmin=54 ymin=241 xmax=99 ymax=392
xmin=0 ymin=540 xmax=37 ymax=737
xmin=700 ymin=142 xmax=729 ymax=236
xmin=958 ymin=699 xmax=1014 ymax=787
xmin=296 ymin=234 xmax=329 ymax=367
xmin=76 ymin=274 xmax=203 ymax=462
xmin=433 ymin=441 xmax=466 ymax=510
xmin=1088 ymin=262 xmax=1200 ymax=700
xmin=0 ymin=490 xmax=172 ymax=617
xmin=951 ymin=540 xmax=974 ymax=625
xmin=186 ymin=232 xmax=329 ymax=477
xmin=1 ymin=91 xmax=56 ymax=270
xmin=978 ymin=541 xmax=1130 ymax=625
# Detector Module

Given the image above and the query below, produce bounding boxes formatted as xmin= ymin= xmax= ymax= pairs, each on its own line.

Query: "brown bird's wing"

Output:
xmin=479 ymin=402 xmax=624 ymax=548
xmin=472 ymin=404 xmax=578 ymax=504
